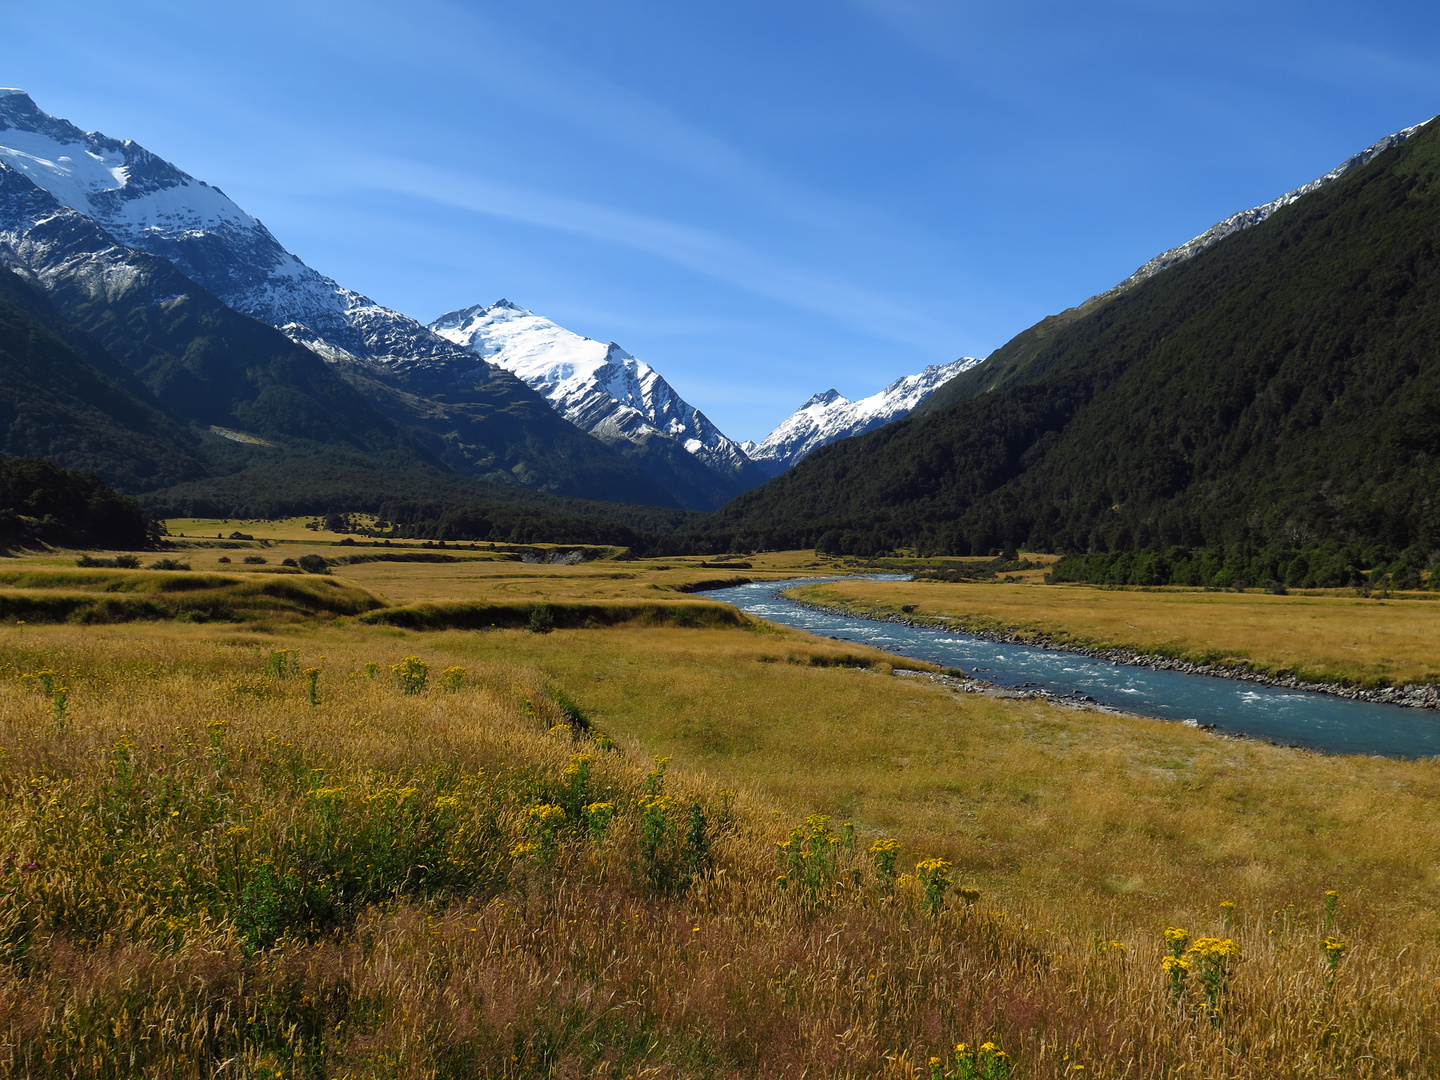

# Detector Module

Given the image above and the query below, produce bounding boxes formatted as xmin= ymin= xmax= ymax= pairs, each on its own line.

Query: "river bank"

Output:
xmin=786 ymin=590 xmax=1440 ymax=711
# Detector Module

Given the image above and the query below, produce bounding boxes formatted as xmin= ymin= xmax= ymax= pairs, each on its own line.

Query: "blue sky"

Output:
xmin=8 ymin=0 xmax=1440 ymax=441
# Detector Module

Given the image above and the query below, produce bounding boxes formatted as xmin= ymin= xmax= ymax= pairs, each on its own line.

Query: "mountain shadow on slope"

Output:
xmin=334 ymin=361 xmax=680 ymax=508
xmin=696 ymin=117 xmax=1440 ymax=557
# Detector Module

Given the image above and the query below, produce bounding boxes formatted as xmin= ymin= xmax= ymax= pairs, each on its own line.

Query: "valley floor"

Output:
xmin=0 ymin=544 xmax=1434 ymax=1075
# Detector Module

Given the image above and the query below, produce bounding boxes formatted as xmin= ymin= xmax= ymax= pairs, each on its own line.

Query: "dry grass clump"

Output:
xmin=0 ymin=626 xmax=1433 ymax=1076
xmin=793 ymin=579 xmax=1440 ymax=687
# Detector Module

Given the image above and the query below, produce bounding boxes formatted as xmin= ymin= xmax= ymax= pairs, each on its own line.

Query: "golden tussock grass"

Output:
xmin=0 ymin=564 xmax=1433 ymax=1075
xmin=0 ymin=570 xmax=384 ymax=626
xmin=794 ymin=578 xmax=1440 ymax=688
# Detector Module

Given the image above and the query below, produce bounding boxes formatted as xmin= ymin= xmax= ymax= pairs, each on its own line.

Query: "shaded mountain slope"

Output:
xmin=919 ymin=116 xmax=1431 ymax=416
xmin=0 ymin=164 xmax=427 ymax=459
xmin=0 ymin=267 xmax=207 ymax=491
xmin=699 ymin=116 xmax=1440 ymax=556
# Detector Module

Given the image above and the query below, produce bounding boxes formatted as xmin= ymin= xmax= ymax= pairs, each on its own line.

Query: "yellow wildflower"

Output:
xmin=562 ymin=753 xmax=595 ymax=778
xmin=1187 ymin=936 xmax=1240 ymax=960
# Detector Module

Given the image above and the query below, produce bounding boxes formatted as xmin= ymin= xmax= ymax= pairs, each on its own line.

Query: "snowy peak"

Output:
xmin=0 ymin=90 xmax=250 ymax=236
xmin=431 ymin=300 xmax=760 ymax=485
xmin=801 ymin=389 xmax=847 ymax=409
xmin=749 ymin=357 xmax=982 ymax=474
xmin=0 ymin=91 xmax=479 ymax=371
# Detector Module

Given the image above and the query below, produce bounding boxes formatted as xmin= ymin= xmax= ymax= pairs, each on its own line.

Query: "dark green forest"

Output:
xmin=0 ymin=458 xmax=151 ymax=550
xmin=1047 ymin=540 xmax=1439 ymax=592
xmin=376 ymin=498 xmax=690 ymax=548
xmin=0 ymin=268 xmax=208 ymax=491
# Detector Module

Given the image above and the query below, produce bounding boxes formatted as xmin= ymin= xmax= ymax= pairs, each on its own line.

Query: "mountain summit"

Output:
xmin=0 ymin=89 xmax=469 ymax=369
xmin=431 ymin=300 xmax=768 ymax=510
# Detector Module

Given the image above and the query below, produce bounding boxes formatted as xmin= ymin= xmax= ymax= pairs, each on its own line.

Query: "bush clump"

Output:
xmin=76 ymin=554 xmax=141 ymax=569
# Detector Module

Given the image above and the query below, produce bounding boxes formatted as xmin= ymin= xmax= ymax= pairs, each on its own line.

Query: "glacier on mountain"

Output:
xmin=430 ymin=300 xmax=761 ymax=486
xmin=743 ymin=357 xmax=981 ymax=475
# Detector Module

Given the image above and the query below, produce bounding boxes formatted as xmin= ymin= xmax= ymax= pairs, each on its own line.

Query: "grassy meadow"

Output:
xmin=0 ymin=542 xmax=1435 ymax=1075
xmin=791 ymin=576 xmax=1440 ymax=689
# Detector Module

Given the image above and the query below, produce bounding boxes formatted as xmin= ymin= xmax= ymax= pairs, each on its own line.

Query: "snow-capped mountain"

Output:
xmin=0 ymin=154 xmax=433 ymax=463
xmin=0 ymin=90 xmax=686 ymax=506
xmin=0 ymin=88 xmax=473 ymax=370
xmin=430 ymin=300 xmax=768 ymax=508
xmin=743 ymin=358 xmax=981 ymax=475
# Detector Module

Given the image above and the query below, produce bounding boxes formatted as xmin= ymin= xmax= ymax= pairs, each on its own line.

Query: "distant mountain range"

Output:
xmin=742 ymin=358 xmax=981 ymax=476
xmin=700 ymin=114 xmax=1440 ymax=558
xmin=0 ymin=88 xmax=971 ymax=514
xmin=23 ymin=81 xmax=1417 ymax=558
xmin=0 ymin=88 xmax=682 ymax=510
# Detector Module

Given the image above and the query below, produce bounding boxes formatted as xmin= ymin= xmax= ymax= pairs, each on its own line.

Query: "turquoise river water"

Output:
xmin=698 ymin=578 xmax=1440 ymax=759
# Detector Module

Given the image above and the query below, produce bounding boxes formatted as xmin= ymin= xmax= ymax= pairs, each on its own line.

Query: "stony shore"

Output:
xmin=789 ymin=596 xmax=1440 ymax=711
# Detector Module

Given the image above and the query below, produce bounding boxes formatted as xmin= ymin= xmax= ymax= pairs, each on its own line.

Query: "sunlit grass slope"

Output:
xmin=791 ymin=578 xmax=1440 ymax=688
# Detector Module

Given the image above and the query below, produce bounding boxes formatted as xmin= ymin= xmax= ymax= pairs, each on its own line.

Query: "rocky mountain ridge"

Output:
xmin=0 ymin=89 xmax=679 ymax=507
xmin=742 ymin=357 xmax=981 ymax=475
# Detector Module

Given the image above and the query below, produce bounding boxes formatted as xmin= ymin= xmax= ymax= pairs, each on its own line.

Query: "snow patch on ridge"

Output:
xmin=0 ymin=90 xmax=478 ymax=370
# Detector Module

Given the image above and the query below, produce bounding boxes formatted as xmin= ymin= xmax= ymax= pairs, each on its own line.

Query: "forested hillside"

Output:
xmin=695 ymin=118 xmax=1440 ymax=559
xmin=0 ymin=457 xmax=152 ymax=549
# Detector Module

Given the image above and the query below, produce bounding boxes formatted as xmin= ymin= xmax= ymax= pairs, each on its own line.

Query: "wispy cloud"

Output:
xmin=349 ymin=155 xmax=961 ymax=351
xmin=318 ymin=0 xmax=945 ymax=259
